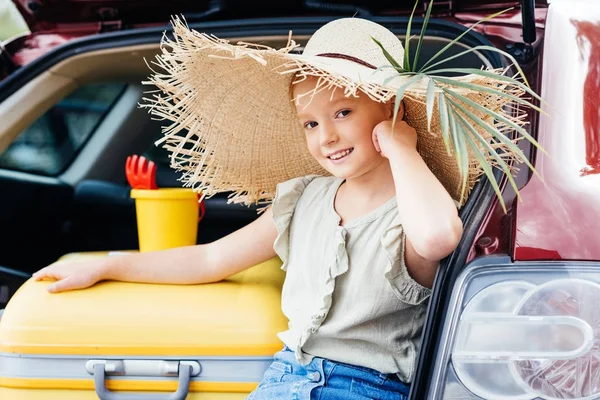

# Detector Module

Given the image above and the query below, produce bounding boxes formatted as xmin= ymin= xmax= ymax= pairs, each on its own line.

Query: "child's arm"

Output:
xmin=373 ymin=120 xmax=463 ymax=288
xmin=33 ymin=207 xmax=278 ymax=293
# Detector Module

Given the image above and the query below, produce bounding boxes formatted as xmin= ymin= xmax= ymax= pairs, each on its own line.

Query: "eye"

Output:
xmin=304 ymin=121 xmax=318 ymax=130
xmin=336 ymin=109 xmax=352 ymax=118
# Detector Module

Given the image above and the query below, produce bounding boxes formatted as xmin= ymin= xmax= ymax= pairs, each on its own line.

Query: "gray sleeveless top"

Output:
xmin=272 ymin=175 xmax=431 ymax=383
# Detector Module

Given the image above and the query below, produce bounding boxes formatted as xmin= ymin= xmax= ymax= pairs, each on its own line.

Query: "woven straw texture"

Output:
xmin=142 ymin=17 xmax=525 ymax=206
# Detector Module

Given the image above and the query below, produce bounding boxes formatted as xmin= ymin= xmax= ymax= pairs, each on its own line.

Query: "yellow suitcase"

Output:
xmin=0 ymin=252 xmax=287 ymax=400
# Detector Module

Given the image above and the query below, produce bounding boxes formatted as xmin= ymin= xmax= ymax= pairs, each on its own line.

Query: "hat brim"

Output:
xmin=146 ymin=50 xmax=328 ymax=204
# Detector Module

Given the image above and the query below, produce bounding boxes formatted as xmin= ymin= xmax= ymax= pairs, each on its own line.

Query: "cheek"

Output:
xmin=305 ymin=133 xmax=320 ymax=156
xmin=351 ymin=124 xmax=377 ymax=149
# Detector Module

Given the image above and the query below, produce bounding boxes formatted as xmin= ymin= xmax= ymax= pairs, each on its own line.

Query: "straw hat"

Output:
xmin=143 ymin=17 xmax=525 ymax=207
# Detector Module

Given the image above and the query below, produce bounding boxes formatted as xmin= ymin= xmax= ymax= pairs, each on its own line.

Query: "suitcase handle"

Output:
xmin=93 ymin=363 xmax=192 ymax=400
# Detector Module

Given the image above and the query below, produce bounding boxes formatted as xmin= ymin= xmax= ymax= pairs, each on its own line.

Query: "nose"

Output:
xmin=319 ymin=123 xmax=339 ymax=147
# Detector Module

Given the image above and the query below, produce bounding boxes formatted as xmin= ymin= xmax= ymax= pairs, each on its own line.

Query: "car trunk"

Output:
xmin=2 ymin=0 xmax=548 ymax=75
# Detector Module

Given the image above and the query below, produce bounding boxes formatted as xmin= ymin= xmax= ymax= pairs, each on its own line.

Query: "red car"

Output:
xmin=1 ymin=0 xmax=598 ymax=398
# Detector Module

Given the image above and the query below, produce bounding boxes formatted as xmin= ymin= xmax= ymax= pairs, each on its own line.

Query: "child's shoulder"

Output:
xmin=305 ymin=175 xmax=338 ymax=189
xmin=277 ymin=175 xmax=337 ymax=195
xmin=274 ymin=175 xmax=338 ymax=209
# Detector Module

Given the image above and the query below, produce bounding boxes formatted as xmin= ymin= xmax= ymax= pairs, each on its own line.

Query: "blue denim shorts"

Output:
xmin=247 ymin=346 xmax=410 ymax=400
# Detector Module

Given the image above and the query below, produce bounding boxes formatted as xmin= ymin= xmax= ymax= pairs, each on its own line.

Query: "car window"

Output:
xmin=0 ymin=82 xmax=127 ymax=175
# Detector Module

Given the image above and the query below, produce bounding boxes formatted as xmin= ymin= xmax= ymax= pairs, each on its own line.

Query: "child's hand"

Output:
xmin=32 ymin=260 xmax=108 ymax=293
xmin=372 ymin=120 xmax=417 ymax=159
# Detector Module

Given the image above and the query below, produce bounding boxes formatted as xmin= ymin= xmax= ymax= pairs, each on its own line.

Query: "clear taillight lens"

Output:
xmin=431 ymin=261 xmax=600 ymax=399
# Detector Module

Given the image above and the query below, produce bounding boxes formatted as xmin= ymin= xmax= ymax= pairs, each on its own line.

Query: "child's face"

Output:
xmin=293 ymin=77 xmax=392 ymax=180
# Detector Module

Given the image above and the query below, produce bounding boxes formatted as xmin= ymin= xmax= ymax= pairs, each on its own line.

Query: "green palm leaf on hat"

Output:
xmin=373 ymin=0 xmax=547 ymax=212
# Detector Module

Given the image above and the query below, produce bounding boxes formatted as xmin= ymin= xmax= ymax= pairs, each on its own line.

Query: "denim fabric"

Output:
xmin=247 ymin=347 xmax=410 ymax=400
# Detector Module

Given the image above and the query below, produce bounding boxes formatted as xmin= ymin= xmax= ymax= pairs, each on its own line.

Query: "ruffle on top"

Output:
xmin=294 ymin=222 xmax=349 ymax=364
xmin=382 ymin=214 xmax=431 ymax=305
xmin=272 ymin=175 xmax=320 ymax=272
xmin=272 ymin=176 xmax=350 ymax=363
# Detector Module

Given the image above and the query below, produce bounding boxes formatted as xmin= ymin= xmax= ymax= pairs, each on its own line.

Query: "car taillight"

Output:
xmin=429 ymin=260 xmax=600 ymax=399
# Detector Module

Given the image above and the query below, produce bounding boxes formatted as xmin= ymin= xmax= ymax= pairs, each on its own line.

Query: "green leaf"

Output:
xmin=404 ymin=0 xmax=420 ymax=71
xmin=392 ymin=74 xmax=424 ymax=128
xmin=413 ymin=0 xmax=434 ymax=71
xmin=372 ymin=37 xmax=404 ymax=71
xmin=425 ymin=68 xmax=544 ymax=102
xmin=419 ymin=8 xmax=513 ymax=72
xmin=377 ymin=66 xmax=414 ymax=76
xmin=382 ymin=71 xmax=417 ymax=86
xmin=472 ymin=45 xmax=531 ymax=88
xmin=444 ymin=87 xmax=546 ymax=157
xmin=447 ymin=102 xmax=469 ymax=201
xmin=454 ymin=107 xmax=522 ymax=206
xmin=426 ymin=78 xmax=436 ymax=132
xmin=438 ymin=93 xmax=451 ymax=155
xmin=420 ymin=46 xmax=512 ymax=75
xmin=425 ymin=44 xmax=531 ymax=88
xmin=457 ymin=110 xmax=508 ymax=212
xmin=431 ymin=76 xmax=546 ymax=114
xmin=444 ymin=92 xmax=542 ymax=183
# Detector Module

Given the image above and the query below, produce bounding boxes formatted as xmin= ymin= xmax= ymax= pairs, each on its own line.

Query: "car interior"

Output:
xmin=0 ymin=30 xmax=498 ymax=310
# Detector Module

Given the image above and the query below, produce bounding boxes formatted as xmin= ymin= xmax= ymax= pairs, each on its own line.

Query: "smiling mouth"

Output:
xmin=328 ymin=148 xmax=354 ymax=160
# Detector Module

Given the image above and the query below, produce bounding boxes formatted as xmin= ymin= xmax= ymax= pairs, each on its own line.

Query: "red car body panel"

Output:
xmin=513 ymin=12 xmax=600 ymax=262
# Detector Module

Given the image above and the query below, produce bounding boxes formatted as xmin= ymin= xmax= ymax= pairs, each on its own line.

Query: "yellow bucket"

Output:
xmin=130 ymin=188 xmax=202 ymax=252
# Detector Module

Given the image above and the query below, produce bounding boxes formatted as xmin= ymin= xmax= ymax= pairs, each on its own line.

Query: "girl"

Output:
xmin=32 ymin=16 xmax=522 ymax=399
